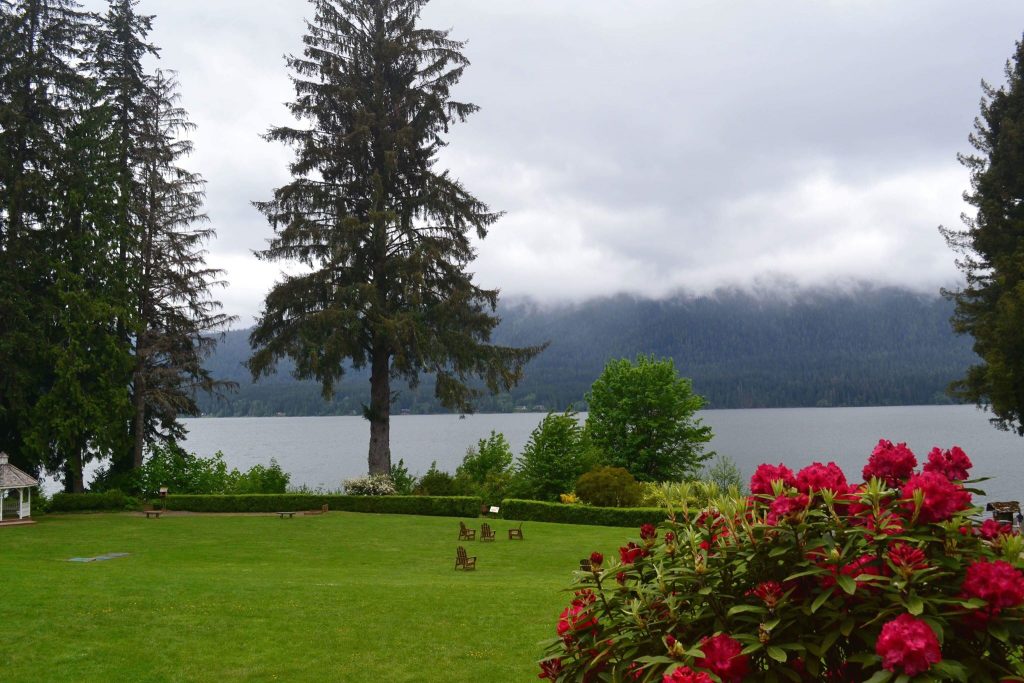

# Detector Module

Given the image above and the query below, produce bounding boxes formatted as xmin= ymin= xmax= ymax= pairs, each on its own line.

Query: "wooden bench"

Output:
xmin=455 ymin=546 xmax=477 ymax=570
xmin=480 ymin=523 xmax=496 ymax=542
xmin=277 ymin=511 xmax=296 ymax=519
xmin=508 ymin=522 xmax=524 ymax=540
xmin=458 ymin=521 xmax=476 ymax=541
xmin=144 ymin=510 xmax=162 ymax=519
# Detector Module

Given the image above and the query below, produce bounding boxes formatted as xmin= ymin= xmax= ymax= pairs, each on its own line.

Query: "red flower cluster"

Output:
xmin=640 ymin=523 xmax=658 ymax=541
xmin=538 ymin=657 xmax=563 ymax=680
xmin=747 ymin=580 xmax=785 ymax=608
xmin=901 ymin=471 xmax=972 ymax=523
xmin=976 ymin=518 xmax=1013 ymax=540
xmin=697 ymin=633 xmax=749 ymax=683
xmin=557 ymin=591 xmax=599 ymax=642
xmin=862 ymin=439 xmax=917 ymax=486
xmin=589 ymin=551 xmax=604 ymax=568
xmin=795 ymin=461 xmax=848 ymax=496
xmin=765 ymin=493 xmax=808 ymax=525
xmin=619 ymin=542 xmax=647 ymax=565
xmin=749 ymin=463 xmax=797 ymax=495
xmin=961 ymin=560 xmax=1024 ymax=614
xmin=662 ymin=666 xmax=713 ymax=683
xmin=875 ymin=614 xmax=942 ymax=676
xmin=922 ymin=445 xmax=972 ymax=481
xmin=887 ymin=542 xmax=928 ymax=574
xmin=817 ymin=553 xmax=882 ymax=591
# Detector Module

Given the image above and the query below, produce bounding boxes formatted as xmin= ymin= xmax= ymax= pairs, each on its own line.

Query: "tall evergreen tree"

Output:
xmin=942 ymin=35 xmax=1024 ymax=437
xmin=249 ymin=0 xmax=543 ymax=474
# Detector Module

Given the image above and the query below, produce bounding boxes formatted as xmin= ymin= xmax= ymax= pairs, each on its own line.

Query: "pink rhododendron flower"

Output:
xmin=766 ymin=493 xmax=809 ymax=525
xmin=961 ymin=559 xmax=1024 ymax=612
xmin=697 ymin=633 xmax=750 ymax=683
xmin=901 ymin=471 xmax=972 ymax=523
xmin=863 ymin=439 xmax=917 ymax=486
xmin=795 ymin=461 xmax=848 ymax=496
xmin=662 ymin=666 xmax=713 ymax=683
xmin=557 ymin=603 xmax=597 ymax=639
xmin=888 ymin=542 xmax=928 ymax=573
xmin=749 ymin=463 xmax=796 ymax=495
xmin=922 ymin=445 xmax=972 ymax=481
xmin=875 ymin=614 xmax=942 ymax=677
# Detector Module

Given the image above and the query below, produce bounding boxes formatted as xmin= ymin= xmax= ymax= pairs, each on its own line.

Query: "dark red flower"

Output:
xmin=662 ymin=666 xmax=713 ymax=683
xmin=922 ymin=445 xmax=972 ymax=481
xmin=875 ymin=614 xmax=942 ymax=676
xmin=619 ymin=542 xmax=646 ymax=564
xmin=750 ymin=463 xmax=797 ymax=495
xmin=766 ymin=493 xmax=809 ymax=525
xmin=640 ymin=523 xmax=657 ymax=540
xmin=818 ymin=553 xmax=883 ymax=591
xmin=961 ymin=559 xmax=1024 ymax=612
xmin=697 ymin=633 xmax=750 ymax=683
xmin=795 ymin=461 xmax=848 ymax=496
xmin=538 ymin=658 xmax=563 ymax=680
xmin=665 ymin=531 xmax=676 ymax=543
xmin=887 ymin=542 xmax=928 ymax=573
xmin=590 ymin=551 xmax=604 ymax=568
xmin=573 ymin=588 xmax=597 ymax=606
xmin=977 ymin=518 xmax=1013 ymax=540
xmin=863 ymin=439 xmax=917 ymax=487
xmin=901 ymin=471 xmax=972 ymax=523
xmin=616 ymin=571 xmax=627 ymax=585
xmin=557 ymin=603 xmax=597 ymax=639
xmin=747 ymin=580 xmax=785 ymax=608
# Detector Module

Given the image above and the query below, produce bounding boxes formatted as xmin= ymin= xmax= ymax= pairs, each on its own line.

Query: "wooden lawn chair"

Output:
xmin=579 ymin=558 xmax=594 ymax=582
xmin=458 ymin=521 xmax=476 ymax=541
xmin=508 ymin=522 xmax=524 ymax=540
xmin=455 ymin=546 xmax=477 ymax=570
xmin=480 ymin=523 xmax=496 ymax=542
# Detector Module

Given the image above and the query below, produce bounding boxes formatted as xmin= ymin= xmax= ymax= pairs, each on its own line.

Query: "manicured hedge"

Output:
xmin=160 ymin=494 xmax=482 ymax=518
xmin=49 ymin=490 xmax=141 ymax=512
xmin=499 ymin=499 xmax=667 ymax=527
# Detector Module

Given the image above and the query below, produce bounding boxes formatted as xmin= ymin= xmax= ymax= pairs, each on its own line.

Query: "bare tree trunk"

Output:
xmin=65 ymin=446 xmax=85 ymax=493
xmin=367 ymin=348 xmax=391 ymax=475
xmin=130 ymin=356 xmax=147 ymax=469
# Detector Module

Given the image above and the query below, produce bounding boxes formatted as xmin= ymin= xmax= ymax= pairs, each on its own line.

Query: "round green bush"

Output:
xmin=575 ymin=466 xmax=642 ymax=507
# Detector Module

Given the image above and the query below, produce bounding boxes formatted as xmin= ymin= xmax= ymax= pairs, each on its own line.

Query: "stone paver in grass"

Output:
xmin=66 ymin=552 xmax=130 ymax=563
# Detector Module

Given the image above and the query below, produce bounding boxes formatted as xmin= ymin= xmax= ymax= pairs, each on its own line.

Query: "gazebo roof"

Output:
xmin=0 ymin=452 xmax=38 ymax=488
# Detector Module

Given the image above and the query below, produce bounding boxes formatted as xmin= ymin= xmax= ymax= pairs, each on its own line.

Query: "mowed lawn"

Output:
xmin=0 ymin=511 xmax=631 ymax=682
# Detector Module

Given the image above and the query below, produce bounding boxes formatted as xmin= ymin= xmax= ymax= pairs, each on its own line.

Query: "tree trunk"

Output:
xmin=367 ymin=348 xmax=391 ymax=475
xmin=65 ymin=446 xmax=85 ymax=493
xmin=130 ymin=355 xmax=147 ymax=469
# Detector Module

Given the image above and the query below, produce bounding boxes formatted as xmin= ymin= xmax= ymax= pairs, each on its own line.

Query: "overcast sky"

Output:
xmin=83 ymin=0 xmax=1024 ymax=325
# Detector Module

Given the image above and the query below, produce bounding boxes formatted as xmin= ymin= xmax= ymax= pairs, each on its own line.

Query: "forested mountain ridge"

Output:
xmin=198 ymin=287 xmax=977 ymax=416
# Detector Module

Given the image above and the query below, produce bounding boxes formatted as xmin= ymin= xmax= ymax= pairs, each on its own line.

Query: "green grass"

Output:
xmin=0 ymin=512 xmax=630 ymax=682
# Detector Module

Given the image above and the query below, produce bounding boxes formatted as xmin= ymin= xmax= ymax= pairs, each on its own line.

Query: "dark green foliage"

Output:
xmin=514 ymin=410 xmax=598 ymax=502
xmin=942 ymin=36 xmax=1024 ymax=436
xmin=49 ymin=490 xmax=141 ymax=512
xmin=499 ymin=499 xmax=664 ymax=528
xmin=453 ymin=430 xmax=513 ymax=502
xmin=586 ymin=355 xmax=713 ymax=481
xmin=389 ymin=458 xmax=417 ymax=495
xmin=248 ymin=0 xmax=543 ymax=475
xmin=228 ymin=460 xmax=290 ymax=494
xmin=413 ymin=460 xmax=456 ymax=496
xmin=199 ymin=288 xmax=975 ymax=416
xmin=161 ymin=494 xmax=481 ymax=517
xmin=575 ymin=466 xmax=642 ymax=508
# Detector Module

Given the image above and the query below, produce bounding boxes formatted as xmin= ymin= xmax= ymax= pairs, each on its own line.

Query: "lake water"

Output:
xmin=176 ymin=405 xmax=1024 ymax=506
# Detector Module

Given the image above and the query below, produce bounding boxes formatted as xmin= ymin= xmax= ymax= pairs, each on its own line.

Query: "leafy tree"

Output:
xmin=248 ymin=0 xmax=543 ymax=475
xmin=389 ymin=458 xmax=417 ymax=495
xmin=514 ymin=410 xmax=596 ymax=501
xmin=413 ymin=461 xmax=456 ymax=496
xmin=454 ymin=430 xmax=513 ymax=502
xmin=942 ymin=36 xmax=1024 ymax=436
xmin=698 ymin=453 xmax=743 ymax=492
xmin=574 ymin=466 xmax=642 ymax=507
xmin=585 ymin=355 xmax=713 ymax=481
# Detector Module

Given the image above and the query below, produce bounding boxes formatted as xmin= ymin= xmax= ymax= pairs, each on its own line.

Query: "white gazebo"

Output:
xmin=0 ymin=451 xmax=38 ymax=524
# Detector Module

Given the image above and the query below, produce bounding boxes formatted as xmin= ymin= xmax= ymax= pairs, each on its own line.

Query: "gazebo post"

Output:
xmin=18 ymin=487 xmax=24 ymax=519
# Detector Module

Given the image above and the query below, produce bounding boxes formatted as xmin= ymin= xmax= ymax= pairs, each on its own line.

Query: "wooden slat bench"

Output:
xmin=144 ymin=510 xmax=162 ymax=519
xmin=277 ymin=511 xmax=296 ymax=519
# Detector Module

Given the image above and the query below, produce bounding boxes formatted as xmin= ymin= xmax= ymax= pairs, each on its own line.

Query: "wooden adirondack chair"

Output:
xmin=480 ymin=523 xmax=496 ymax=541
xmin=458 ymin=521 xmax=476 ymax=541
xmin=508 ymin=522 xmax=524 ymax=540
xmin=455 ymin=546 xmax=477 ymax=570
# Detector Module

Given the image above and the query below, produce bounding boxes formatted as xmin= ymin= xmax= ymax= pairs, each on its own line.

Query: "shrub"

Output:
xmin=49 ymin=490 xmax=141 ymax=512
xmin=228 ymin=458 xmax=290 ymax=494
xmin=515 ymin=411 xmax=598 ymax=501
xmin=343 ymin=473 xmax=396 ymax=496
xmin=500 ymin=499 xmax=664 ymax=528
xmin=160 ymin=494 xmax=481 ymax=517
xmin=538 ymin=440 xmax=1024 ymax=681
xmin=454 ymin=431 xmax=515 ymax=503
xmin=414 ymin=461 xmax=457 ymax=496
xmin=389 ymin=459 xmax=417 ymax=495
xmin=575 ymin=466 xmax=642 ymax=507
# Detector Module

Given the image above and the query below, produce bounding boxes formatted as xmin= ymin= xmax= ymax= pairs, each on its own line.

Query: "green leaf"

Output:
xmin=811 ymin=587 xmax=833 ymax=613
xmin=905 ymin=594 xmax=923 ymax=616
xmin=988 ymin=621 xmax=1010 ymax=643
xmin=836 ymin=574 xmax=856 ymax=595
xmin=860 ymin=671 xmax=893 ymax=683
xmin=767 ymin=646 xmax=787 ymax=663
xmin=931 ymin=660 xmax=969 ymax=682
xmin=727 ymin=604 xmax=764 ymax=616
xmin=840 ymin=617 xmax=856 ymax=637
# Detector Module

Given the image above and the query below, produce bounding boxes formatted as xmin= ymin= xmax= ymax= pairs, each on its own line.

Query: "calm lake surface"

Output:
xmin=178 ymin=405 xmax=1024 ymax=506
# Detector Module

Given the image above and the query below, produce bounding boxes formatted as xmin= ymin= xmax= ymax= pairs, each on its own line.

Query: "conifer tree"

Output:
xmin=942 ymin=35 xmax=1024 ymax=436
xmin=250 ymin=0 xmax=543 ymax=474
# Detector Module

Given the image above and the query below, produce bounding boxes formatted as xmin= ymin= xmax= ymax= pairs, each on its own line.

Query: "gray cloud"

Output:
xmin=82 ymin=0 xmax=1024 ymax=324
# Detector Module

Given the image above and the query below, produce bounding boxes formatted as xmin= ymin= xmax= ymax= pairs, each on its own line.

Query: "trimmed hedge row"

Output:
xmin=49 ymin=490 xmax=141 ymax=512
xmin=160 ymin=494 xmax=482 ymax=518
xmin=499 ymin=499 xmax=667 ymax=527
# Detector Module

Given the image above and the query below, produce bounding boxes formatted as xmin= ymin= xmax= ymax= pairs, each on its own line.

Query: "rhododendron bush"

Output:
xmin=539 ymin=440 xmax=1024 ymax=682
